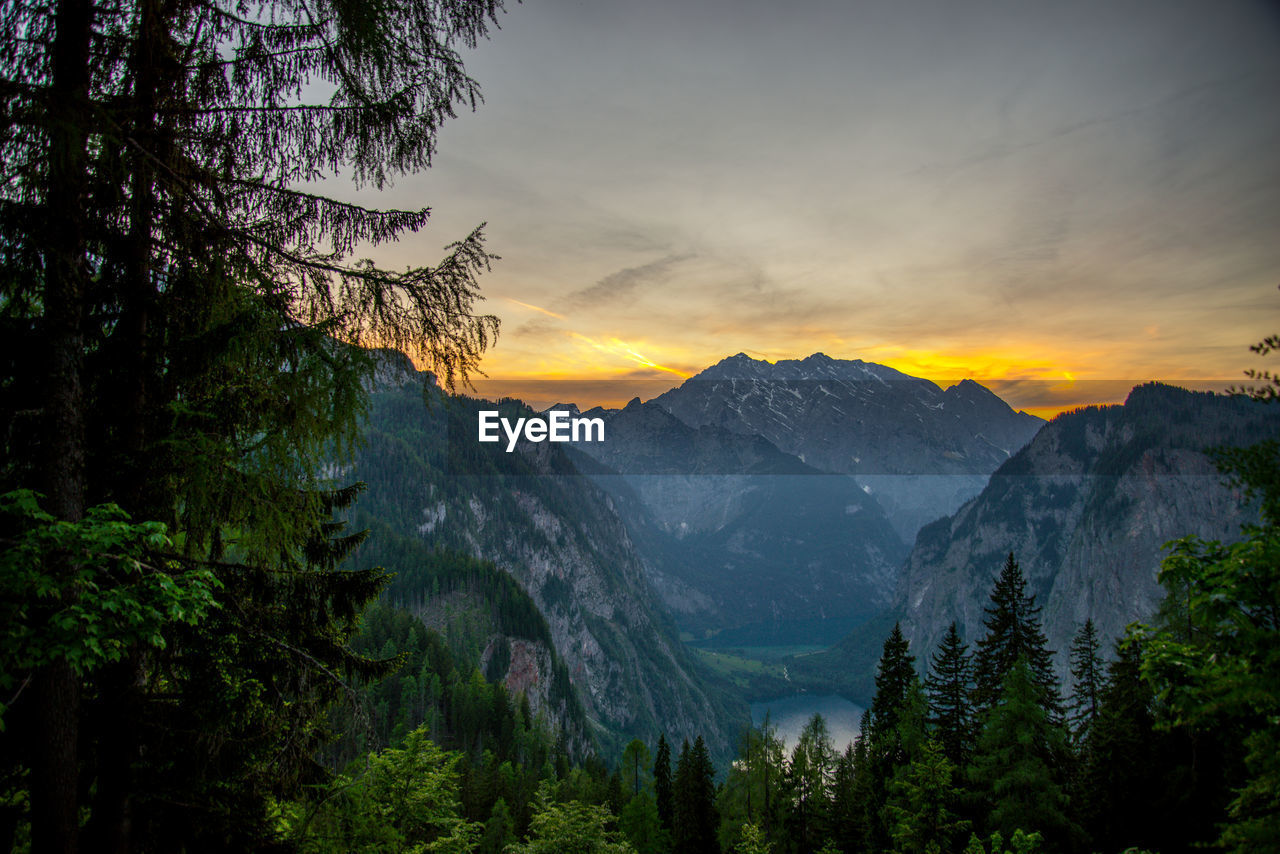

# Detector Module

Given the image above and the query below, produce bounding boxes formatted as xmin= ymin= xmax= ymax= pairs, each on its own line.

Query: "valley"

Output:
xmin=348 ymin=351 xmax=1279 ymax=757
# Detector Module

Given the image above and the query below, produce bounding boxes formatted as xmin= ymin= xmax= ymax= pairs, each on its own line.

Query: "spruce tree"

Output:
xmin=674 ymin=736 xmax=719 ymax=854
xmin=788 ymin=713 xmax=836 ymax=851
xmin=970 ymin=659 xmax=1080 ymax=852
xmin=884 ymin=736 xmax=971 ymax=854
xmin=1078 ymin=638 xmax=1157 ymax=851
xmin=871 ymin=622 xmax=918 ymax=747
xmin=925 ymin=622 xmax=976 ymax=768
xmin=1066 ymin=619 xmax=1105 ymax=744
xmin=972 ymin=554 xmax=1062 ymax=719
xmin=654 ymin=734 xmax=675 ymax=832
xmin=862 ymin=624 xmax=924 ymax=853
xmin=830 ymin=741 xmax=862 ymax=854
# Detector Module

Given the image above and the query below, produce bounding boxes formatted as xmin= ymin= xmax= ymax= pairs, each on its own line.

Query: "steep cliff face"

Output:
xmin=895 ymin=383 xmax=1279 ymax=672
xmin=349 ymin=366 xmax=746 ymax=758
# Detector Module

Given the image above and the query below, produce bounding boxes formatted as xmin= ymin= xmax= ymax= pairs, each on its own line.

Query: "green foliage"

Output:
xmin=788 ymin=713 xmax=837 ymax=851
xmin=674 ymin=737 xmax=719 ymax=854
xmin=481 ymin=798 xmax=517 ymax=854
xmin=289 ymin=726 xmax=480 ymax=852
xmin=621 ymin=739 xmax=653 ymax=798
xmin=508 ymin=785 xmax=637 ymax=854
xmin=1141 ymin=433 xmax=1280 ymax=853
xmin=0 ymin=491 xmax=219 ymax=725
xmin=925 ymin=622 xmax=976 ymax=768
xmin=735 ymin=821 xmax=772 ymax=854
xmin=962 ymin=829 xmax=1043 ymax=854
xmin=618 ymin=791 xmax=667 ymax=854
xmin=884 ymin=737 xmax=970 ymax=854
xmin=654 ymin=734 xmax=675 ymax=831
xmin=717 ymin=719 xmax=786 ymax=852
xmin=972 ymin=554 xmax=1061 ymax=720
xmin=969 ymin=660 xmax=1078 ymax=852
xmin=1066 ymin=619 xmax=1105 ymax=744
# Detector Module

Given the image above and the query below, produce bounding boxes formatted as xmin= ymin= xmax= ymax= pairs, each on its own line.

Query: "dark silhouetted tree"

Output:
xmin=973 ymin=554 xmax=1061 ymax=720
xmin=926 ymin=622 xmax=976 ymax=768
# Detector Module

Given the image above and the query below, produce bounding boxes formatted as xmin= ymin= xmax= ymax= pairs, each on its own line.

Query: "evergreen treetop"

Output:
xmin=925 ymin=621 xmax=976 ymax=768
xmin=973 ymin=553 xmax=1061 ymax=719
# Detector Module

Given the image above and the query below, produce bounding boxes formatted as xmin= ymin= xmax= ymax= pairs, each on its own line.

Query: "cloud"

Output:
xmin=563 ymin=253 xmax=694 ymax=309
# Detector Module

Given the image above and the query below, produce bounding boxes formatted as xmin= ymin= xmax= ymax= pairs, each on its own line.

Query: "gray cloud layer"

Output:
xmin=349 ymin=0 xmax=1280 ymax=385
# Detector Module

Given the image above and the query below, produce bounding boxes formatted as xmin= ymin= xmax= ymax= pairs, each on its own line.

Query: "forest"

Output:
xmin=1 ymin=0 xmax=1278 ymax=850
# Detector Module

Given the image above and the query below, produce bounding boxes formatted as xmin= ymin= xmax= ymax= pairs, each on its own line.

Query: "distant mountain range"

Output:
xmin=895 ymin=382 xmax=1280 ymax=674
xmin=565 ymin=353 xmax=1044 ymax=640
xmin=347 ymin=349 xmax=1276 ymax=751
xmin=653 ymin=353 xmax=1045 ymax=541
xmin=798 ymin=382 xmax=1279 ymax=701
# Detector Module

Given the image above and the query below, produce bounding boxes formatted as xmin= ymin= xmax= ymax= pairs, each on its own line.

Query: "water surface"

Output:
xmin=750 ymin=693 xmax=864 ymax=753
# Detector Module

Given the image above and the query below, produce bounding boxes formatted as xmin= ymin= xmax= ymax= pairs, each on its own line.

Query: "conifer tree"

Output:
xmin=654 ymin=735 xmax=675 ymax=832
xmin=925 ymin=622 xmax=976 ymax=768
xmin=970 ymin=659 xmax=1079 ymax=852
xmin=788 ymin=713 xmax=836 ymax=851
xmin=829 ymin=741 xmax=862 ymax=853
xmin=884 ymin=736 xmax=971 ymax=854
xmin=674 ymin=736 xmax=719 ymax=854
xmin=871 ymin=622 xmax=918 ymax=748
xmin=1066 ymin=619 xmax=1105 ymax=744
xmin=1078 ymin=637 xmax=1160 ymax=852
xmin=0 ymin=0 xmax=508 ymax=846
xmin=861 ymin=624 xmax=925 ymax=852
xmin=622 ymin=739 xmax=653 ymax=798
xmin=716 ymin=720 xmax=785 ymax=851
xmin=973 ymin=554 xmax=1061 ymax=719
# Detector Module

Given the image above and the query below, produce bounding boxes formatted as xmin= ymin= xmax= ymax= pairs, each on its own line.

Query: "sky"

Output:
xmin=344 ymin=0 xmax=1280 ymax=417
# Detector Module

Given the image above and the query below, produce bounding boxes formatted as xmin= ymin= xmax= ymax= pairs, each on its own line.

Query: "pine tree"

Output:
xmin=884 ymin=736 xmax=971 ymax=854
xmin=925 ymin=622 xmax=976 ymax=768
xmin=1 ymin=0 xmax=508 ymax=846
xmin=972 ymin=554 xmax=1062 ymax=719
xmin=654 ymin=734 xmax=675 ymax=832
xmin=970 ymin=659 xmax=1080 ymax=852
xmin=1066 ymin=619 xmax=1105 ymax=744
xmin=871 ymin=622 xmax=918 ymax=747
xmin=674 ymin=736 xmax=719 ymax=854
xmin=788 ymin=713 xmax=836 ymax=851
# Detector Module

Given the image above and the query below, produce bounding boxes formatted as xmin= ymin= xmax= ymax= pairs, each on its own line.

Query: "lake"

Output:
xmin=750 ymin=693 xmax=865 ymax=753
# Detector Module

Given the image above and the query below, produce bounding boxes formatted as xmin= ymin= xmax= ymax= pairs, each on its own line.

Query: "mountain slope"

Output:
xmin=346 ymin=361 xmax=747 ymax=758
xmin=652 ymin=353 xmax=1044 ymax=540
xmin=893 ymin=384 xmax=1278 ymax=676
xmin=565 ymin=397 xmax=907 ymax=636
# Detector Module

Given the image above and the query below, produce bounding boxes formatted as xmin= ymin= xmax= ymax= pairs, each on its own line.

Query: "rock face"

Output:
xmin=564 ymin=398 xmax=907 ymax=635
xmin=351 ymin=367 xmax=745 ymax=758
xmin=894 ymin=383 xmax=1280 ymax=676
xmin=653 ymin=353 xmax=1044 ymax=541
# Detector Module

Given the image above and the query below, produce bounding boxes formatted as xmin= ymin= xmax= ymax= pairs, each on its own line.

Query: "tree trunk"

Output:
xmin=32 ymin=0 xmax=93 ymax=849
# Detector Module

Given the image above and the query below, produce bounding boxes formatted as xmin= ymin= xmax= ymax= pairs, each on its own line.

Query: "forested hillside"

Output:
xmin=347 ymin=363 xmax=748 ymax=760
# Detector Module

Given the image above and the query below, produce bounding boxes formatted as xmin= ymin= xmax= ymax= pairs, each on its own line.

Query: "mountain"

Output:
xmin=807 ymin=383 xmax=1279 ymax=700
xmin=563 ymin=397 xmax=908 ymax=637
xmin=652 ymin=353 xmax=1044 ymax=540
xmin=345 ymin=360 xmax=747 ymax=758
